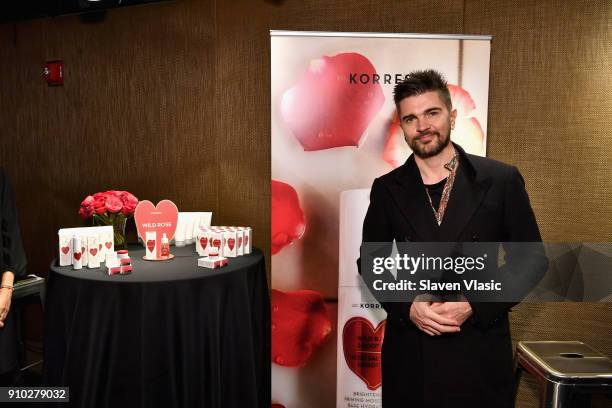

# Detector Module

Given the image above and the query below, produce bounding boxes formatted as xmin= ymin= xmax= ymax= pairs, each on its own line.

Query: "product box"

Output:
xmin=197 ymin=256 xmax=228 ymax=269
xmin=58 ymin=226 xmax=113 ymax=266
xmin=196 ymin=227 xmax=210 ymax=256
xmin=222 ymin=230 xmax=237 ymax=258
xmin=235 ymin=228 xmax=244 ymax=256
xmin=145 ymin=231 xmax=157 ymax=259
xmin=58 ymin=233 xmax=72 ymax=266
xmin=210 ymin=229 xmax=223 ymax=257
xmin=243 ymin=227 xmax=252 ymax=254
xmin=87 ymin=235 xmax=100 ymax=268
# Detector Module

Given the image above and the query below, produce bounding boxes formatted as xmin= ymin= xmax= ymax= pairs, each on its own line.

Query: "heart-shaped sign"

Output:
xmin=105 ymin=242 xmax=112 ymax=249
xmin=134 ymin=200 xmax=179 ymax=259
xmin=342 ymin=317 xmax=385 ymax=391
xmin=61 ymin=246 xmax=70 ymax=255
xmin=74 ymin=251 xmax=82 ymax=261
xmin=89 ymin=248 xmax=98 ymax=257
xmin=200 ymin=237 xmax=208 ymax=250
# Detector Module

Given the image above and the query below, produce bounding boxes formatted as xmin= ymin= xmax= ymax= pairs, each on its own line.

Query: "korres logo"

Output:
xmin=349 ymin=73 xmax=410 ymax=85
xmin=352 ymin=303 xmax=383 ymax=309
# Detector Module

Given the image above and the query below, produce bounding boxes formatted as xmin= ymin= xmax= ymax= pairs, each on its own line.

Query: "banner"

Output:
xmin=271 ymin=31 xmax=491 ymax=407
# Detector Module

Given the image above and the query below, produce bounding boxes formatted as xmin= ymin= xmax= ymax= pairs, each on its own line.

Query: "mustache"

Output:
xmin=416 ymin=131 xmax=439 ymax=140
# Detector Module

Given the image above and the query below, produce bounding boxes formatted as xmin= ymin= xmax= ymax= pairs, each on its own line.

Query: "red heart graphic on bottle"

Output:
xmin=238 ymin=236 xmax=242 ymax=248
xmin=74 ymin=252 xmax=82 ymax=261
xmin=342 ymin=317 xmax=385 ymax=391
xmin=200 ymin=237 xmax=208 ymax=250
xmin=244 ymin=236 xmax=248 ymax=247
xmin=61 ymin=246 xmax=70 ymax=255
xmin=89 ymin=248 xmax=98 ymax=257
xmin=228 ymin=238 xmax=235 ymax=251
xmin=105 ymin=242 xmax=112 ymax=249
xmin=146 ymin=240 xmax=156 ymax=253
xmin=213 ymin=238 xmax=221 ymax=248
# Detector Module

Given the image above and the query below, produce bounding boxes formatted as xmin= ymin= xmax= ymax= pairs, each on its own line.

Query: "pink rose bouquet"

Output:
xmin=79 ymin=190 xmax=139 ymax=248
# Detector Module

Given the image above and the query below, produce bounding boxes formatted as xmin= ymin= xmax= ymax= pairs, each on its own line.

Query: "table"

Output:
xmin=43 ymin=245 xmax=270 ymax=408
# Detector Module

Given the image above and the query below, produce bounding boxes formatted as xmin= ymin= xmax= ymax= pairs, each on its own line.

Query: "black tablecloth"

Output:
xmin=43 ymin=245 xmax=270 ymax=408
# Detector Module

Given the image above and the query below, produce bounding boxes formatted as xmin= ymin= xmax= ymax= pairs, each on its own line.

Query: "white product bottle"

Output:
xmin=72 ymin=235 xmax=82 ymax=270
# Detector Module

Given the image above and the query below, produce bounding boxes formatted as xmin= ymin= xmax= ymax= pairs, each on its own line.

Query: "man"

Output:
xmin=0 ymin=169 xmax=27 ymax=385
xmin=359 ymin=70 xmax=546 ymax=407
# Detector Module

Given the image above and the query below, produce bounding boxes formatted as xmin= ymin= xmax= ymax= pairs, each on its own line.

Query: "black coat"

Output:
xmin=0 ymin=169 xmax=27 ymax=375
xmin=358 ymin=144 xmax=547 ymax=408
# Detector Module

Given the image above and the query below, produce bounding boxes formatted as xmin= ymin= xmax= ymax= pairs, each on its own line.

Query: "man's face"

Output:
xmin=398 ymin=90 xmax=457 ymax=159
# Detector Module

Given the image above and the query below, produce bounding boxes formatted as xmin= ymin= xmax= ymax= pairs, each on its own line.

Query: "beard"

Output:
xmin=408 ymin=130 xmax=451 ymax=159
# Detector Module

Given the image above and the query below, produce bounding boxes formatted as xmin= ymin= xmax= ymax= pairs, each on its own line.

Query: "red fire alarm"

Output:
xmin=44 ymin=60 xmax=64 ymax=86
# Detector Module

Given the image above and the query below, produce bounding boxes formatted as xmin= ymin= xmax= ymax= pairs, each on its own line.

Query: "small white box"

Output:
xmin=197 ymin=256 xmax=228 ymax=269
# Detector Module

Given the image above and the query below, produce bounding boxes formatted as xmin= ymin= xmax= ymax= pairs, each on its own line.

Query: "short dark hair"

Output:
xmin=393 ymin=70 xmax=452 ymax=111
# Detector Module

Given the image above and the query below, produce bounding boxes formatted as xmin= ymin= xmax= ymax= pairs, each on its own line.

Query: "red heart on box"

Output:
xmin=89 ymin=248 xmax=97 ymax=257
xmin=342 ymin=317 xmax=385 ymax=391
xmin=134 ymin=200 xmax=179 ymax=258
xmin=213 ymin=238 xmax=221 ymax=249
xmin=74 ymin=251 xmax=81 ymax=261
xmin=98 ymin=243 xmax=102 ymax=251
xmin=238 ymin=236 xmax=242 ymax=248
xmin=146 ymin=240 xmax=156 ymax=253
xmin=281 ymin=52 xmax=385 ymax=151
xmin=244 ymin=235 xmax=248 ymax=247
xmin=61 ymin=246 xmax=70 ymax=255
xmin=105 ymin=242 xmax=112 ymax=249
xmin=228 ymin=237 xmax=235 ymax=251
xmin=200 ymin=237 xmax=208 ymax=250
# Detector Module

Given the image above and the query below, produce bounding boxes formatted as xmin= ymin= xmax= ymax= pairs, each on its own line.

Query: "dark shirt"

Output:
xmin=424 ymin=177 xmax=447 ymax=212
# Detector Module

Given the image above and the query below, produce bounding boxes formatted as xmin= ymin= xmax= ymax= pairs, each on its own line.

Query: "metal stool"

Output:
xmin=515 ymin=341 xmax=612 ymax=408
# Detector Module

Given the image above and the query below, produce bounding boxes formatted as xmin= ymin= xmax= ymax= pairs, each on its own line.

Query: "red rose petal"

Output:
xmin=281 ymin=52 xmax=385 ymax=151
xmin=448 ymin=84 xmax=476 ymax=117
xmin=271 ymin=289 xmax=332 ymax=367
xmin=382 ymin=113 xmax=410 ymax=169
xmin=271 ymin=180 xmax=306 ymax=255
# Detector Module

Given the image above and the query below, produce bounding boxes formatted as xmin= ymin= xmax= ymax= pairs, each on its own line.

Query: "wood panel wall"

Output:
xmin=0 ymin=1 xmax=610 ymax=406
